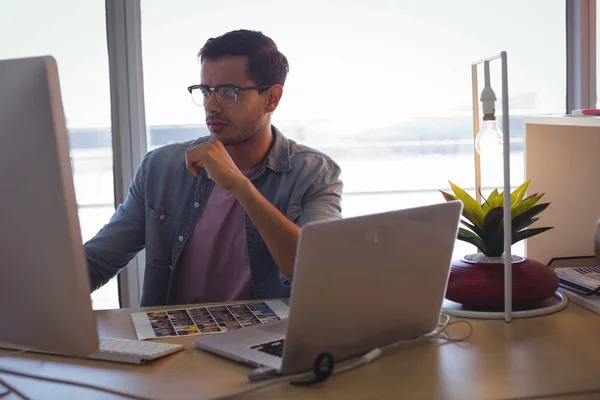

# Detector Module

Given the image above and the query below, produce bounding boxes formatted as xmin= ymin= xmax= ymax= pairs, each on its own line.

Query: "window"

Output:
xmin=0 ymin=1 xmax=119 ymax=309
xmin=141 ymin=0 xmax=565 ymax=259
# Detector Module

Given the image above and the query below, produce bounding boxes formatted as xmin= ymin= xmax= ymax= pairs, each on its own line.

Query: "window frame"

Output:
xmin=566 ymin=0 xmax=597 ymax=112
xmin=106 ymin=0 xmax=148 ymax=308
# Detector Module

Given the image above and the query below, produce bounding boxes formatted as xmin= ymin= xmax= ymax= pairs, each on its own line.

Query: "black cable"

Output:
xmin=290 ymin=352 xmax=335 ymax=386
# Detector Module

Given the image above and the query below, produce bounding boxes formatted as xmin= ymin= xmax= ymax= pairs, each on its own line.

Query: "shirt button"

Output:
xmin=178 ymin=236 xmax=184 ymax=242
xmin=159 ymin=215 xmax=165 ymax=220
xmin=194 ymin=202 xmax=200 ymax=208
xmin=169 ymin=265 xmax=173 ymax=270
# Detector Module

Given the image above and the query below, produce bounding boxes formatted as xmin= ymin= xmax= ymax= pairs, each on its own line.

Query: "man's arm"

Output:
xmin=231 ymin=180 xmax=300 ymax=277
xmin=185 ymin=140 xmax=343 ymax=278
xmin=232 ymin=160 xmax=343 ymax=277
xmin=85 ymin=156 xmax=147 ymax=291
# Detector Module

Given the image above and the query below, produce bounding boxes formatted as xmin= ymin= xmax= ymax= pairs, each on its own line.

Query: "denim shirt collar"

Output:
xmin=263 ymin=126 xmax=292 ymax=172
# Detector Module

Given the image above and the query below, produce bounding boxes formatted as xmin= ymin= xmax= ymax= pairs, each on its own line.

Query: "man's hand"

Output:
xmin=185 ymin=140 xmax=247 ymax=191
xmin=185 ymin=138 xmax=298 ymax=277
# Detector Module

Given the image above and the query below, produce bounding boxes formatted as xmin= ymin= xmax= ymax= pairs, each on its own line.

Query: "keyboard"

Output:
xmin=87 ymin=338 xmax=184 ymax=364
xmin=250 ymin=338 xmax=285 ymax=358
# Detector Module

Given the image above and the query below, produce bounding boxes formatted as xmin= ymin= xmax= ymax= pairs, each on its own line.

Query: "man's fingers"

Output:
xmin=186 ymin=163 xmax=202 ymax=177
xmin=185 ymin=140 xmax=222 ymax=178
xmin=185 ymin=153 xmax=203 ymax=177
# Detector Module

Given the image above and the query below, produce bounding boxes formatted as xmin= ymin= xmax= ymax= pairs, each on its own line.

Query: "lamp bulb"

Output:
xmin=475 ymin=119 xmax=503 ymax=155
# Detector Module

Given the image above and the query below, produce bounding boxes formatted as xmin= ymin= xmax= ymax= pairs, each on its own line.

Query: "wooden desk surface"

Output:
xmin=2 ymin=301 xmax=600 ymax=400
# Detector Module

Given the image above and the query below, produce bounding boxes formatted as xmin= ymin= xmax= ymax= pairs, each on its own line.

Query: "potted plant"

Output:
xmin=440 ymin=179 xmax=559 ymax=308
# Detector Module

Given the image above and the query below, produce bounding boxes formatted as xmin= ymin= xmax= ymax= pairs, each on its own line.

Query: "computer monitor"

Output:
xmin=0 ymin=56 xmax=98 ymax=356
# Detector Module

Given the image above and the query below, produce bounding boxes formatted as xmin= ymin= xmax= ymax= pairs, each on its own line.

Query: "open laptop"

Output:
xmin=194 ymin=200 xmax=463 ymax=375
xmin=0 ymin=55 xmax=182 ymax=364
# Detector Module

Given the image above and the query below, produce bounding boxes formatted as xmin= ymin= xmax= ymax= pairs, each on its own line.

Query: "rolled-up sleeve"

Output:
xmin=280 ymin=159 xmax=343 ymax=286
xmin=85 ymin=154 xmax=148 ymax=291
xmin=296 ymin=159 xmax=343 ymax=227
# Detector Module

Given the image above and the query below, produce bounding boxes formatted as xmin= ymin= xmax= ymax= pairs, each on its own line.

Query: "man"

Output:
xmin=85 ymin=29 xmax=343 ymax=307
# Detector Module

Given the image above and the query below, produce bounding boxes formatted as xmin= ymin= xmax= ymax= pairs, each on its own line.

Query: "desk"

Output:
xmin=2 ymin=301 xmax=600 ymax=400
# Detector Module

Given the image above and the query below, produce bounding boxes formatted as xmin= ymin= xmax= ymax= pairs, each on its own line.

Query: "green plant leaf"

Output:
xmin=449 ymin=181 xmax=484 ymax=228
xmin=511 ymin=203 xmax=550 ymax=232
xmin=442 ymin=189 xmax=482 ymax=228
xmin=487 ymin=188 xmax=499 ymax=203
xmin=512 ymin=193 xmax=544 ymax=217
xmin=483 ymin=188 xmax=499 ymax=215
xmin=439 ymin=190 xmax=458 ymax=202
xmin=510 ymin=180 xmax=531 ymax=207
xmin=490 ymin=190 xmax=505 ymax=209
xmin=522 ymin=193 xmax=541 ymax=201
xmin=513 ymin=217 xmax=539 ymax=232
xmin=512 ymin=227 xmax=554 ymax=245
xmin=483 ymin=207 xmax=504 ymax=234
xmin=460 ymin=219 xmax=486 ymax=240
xmin=485 ymin=227 xmax=505 ymax=257
xmin=458 ymin=228 xmax=488 ymax=254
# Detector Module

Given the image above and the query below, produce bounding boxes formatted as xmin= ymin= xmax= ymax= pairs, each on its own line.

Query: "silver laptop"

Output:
xmin=193 ymin=201 xmax=463 ymax=375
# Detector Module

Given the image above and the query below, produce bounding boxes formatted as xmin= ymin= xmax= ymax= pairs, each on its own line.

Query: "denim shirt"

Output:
xmin=85 ymin=127 xmax=343 ymax=307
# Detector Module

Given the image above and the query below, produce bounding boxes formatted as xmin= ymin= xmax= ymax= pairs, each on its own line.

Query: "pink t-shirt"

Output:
xmin=173 ymin=171 xmax=256 ymax=305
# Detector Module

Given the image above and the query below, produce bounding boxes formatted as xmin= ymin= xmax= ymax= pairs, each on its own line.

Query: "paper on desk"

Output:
xmin=130 ymin=300 xmax=289 ymax=340
xmin=555 ymin=266 xmax=600 ymax=291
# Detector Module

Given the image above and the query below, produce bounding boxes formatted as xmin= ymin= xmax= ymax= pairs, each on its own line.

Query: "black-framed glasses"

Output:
xmin=187 ymin=84 xmax=270 ymax=107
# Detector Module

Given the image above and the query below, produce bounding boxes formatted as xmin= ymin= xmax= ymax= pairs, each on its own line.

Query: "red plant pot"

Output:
xmin=445 ymin=255 xmax=559 ymax=308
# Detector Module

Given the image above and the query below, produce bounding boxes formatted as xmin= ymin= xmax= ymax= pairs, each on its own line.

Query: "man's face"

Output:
xmin=200 ymin=56 xmax=268 ymax=146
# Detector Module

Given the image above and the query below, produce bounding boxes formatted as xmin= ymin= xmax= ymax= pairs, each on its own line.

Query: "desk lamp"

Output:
xmin=444 ymin=52 xmax=568 ymax=322
xmin=475 ymin=52 xmax=514 ymax=321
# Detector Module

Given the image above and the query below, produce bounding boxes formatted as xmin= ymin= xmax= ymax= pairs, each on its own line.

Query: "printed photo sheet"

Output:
xmin=130 ymin=300 xmax=289 ymax=340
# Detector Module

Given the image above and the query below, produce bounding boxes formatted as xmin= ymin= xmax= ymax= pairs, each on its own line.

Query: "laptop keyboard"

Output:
xmin=250 ymin=338 xmax=285 ymax=357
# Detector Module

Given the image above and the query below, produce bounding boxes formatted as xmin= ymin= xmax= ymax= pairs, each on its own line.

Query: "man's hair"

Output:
xmin=198 ymin=29 xmax=289 ymax=87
